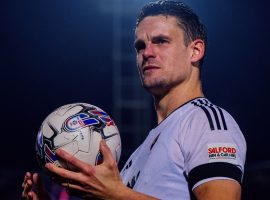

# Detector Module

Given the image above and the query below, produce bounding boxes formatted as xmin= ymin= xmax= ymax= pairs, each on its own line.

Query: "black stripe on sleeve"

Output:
xmin=188 ymin=162 xmax=243 ymax=189
xmin=192 ymin=99 xmax=229 ymax=131
xmin=202 ymin=99 xmax=222 ymax=130
xmin=217 ymin=106 xmax=228 ymax=130
xmin=207 ymin=105 xmax=221 ymax=130
xmin=199 ymin=106 xmax=215 ymax=130
xmin=192 ymin=102 xmax=215 ymax=130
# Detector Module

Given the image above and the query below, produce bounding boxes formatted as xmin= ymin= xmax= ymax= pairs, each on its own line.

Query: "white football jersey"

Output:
xmin=120 ymin=97 xmax=246 ymax=200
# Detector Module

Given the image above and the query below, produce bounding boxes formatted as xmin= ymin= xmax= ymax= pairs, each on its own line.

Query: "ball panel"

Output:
xmin=53 ymin=132 xmax=78 ymax=147
xmin=76 ymin=128 xmax=92 ymax=152
xmin=42 ymin=122 xmax=54 ymax=138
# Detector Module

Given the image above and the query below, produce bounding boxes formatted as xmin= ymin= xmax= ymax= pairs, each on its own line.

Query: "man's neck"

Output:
xmin=154 ymin=81 xmax=203 ymax=124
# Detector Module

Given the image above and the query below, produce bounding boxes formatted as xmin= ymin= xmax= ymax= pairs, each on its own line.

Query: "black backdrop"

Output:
xmin=1 ymin=0 xmax=270 ymax=199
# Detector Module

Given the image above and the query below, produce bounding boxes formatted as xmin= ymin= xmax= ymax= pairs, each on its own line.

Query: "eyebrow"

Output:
xmin=134 ymin=34 xmax=170 ymax=46
xmin=135 ymin=34 xmax=170 ymax=42
xmin=152 ymin=34 xmax=171 ymax=42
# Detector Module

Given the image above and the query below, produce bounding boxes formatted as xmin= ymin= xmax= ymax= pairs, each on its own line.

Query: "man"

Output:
xmin=22 ymin=1 xmax=246 ymax=199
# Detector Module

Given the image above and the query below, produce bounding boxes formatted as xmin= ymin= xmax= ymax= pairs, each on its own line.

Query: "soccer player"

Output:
xmin=22 ymin=1 xmax=246 ymax=199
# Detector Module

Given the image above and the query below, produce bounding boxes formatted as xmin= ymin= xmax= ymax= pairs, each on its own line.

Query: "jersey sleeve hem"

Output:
xmin=192 ymin=177 xmax=238 ymax=190
xmin=188 ymin=162 xmax=243 ymax=190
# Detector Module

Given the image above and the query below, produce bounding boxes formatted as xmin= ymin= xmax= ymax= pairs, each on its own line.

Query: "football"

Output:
xmin=36 ymin=103 xmax=121 ymax=172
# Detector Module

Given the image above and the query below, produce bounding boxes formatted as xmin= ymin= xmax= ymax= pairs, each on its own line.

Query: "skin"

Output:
xmin=22 ymin=172 xmax=50 ymax=200
xmin=22 ymin=15 xmax=241 ymax=200
xmin=193 ymin=179 xmax=241 ymax=200
xmin=134 ymin=15 xmax=204 ymax=123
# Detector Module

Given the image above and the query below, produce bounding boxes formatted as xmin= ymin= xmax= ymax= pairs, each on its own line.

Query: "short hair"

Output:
xmin=136 ymin=0 xmax=207 ymax=64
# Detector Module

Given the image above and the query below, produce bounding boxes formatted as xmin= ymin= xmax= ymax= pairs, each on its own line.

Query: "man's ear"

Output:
xmin=190 ymin=39 xmax=205 ymax=63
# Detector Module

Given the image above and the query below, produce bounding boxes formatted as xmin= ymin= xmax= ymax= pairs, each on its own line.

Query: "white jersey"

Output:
xmin=120 ymin=97 xmax=246 ymax=200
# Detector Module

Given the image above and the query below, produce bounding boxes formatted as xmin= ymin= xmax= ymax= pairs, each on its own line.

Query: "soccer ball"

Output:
xmin=36 ymin=103 xmax=121 ymax=172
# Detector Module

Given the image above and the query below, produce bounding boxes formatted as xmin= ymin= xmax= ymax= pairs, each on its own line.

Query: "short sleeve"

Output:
xmin=181 ymin=106 xmax=246 ymax=190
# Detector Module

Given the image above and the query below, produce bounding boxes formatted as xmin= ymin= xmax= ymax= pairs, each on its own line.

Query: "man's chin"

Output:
xmin=143 ymin=83 xmax=170 ymax=96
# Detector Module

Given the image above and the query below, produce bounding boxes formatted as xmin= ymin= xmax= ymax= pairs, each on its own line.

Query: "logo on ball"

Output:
xmin=63 ymin=113 xmax=99 ymax=132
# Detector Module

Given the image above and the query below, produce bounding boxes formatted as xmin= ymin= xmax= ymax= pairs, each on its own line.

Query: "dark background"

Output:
xmin=1 ymin=0 xmax=269 ymax=199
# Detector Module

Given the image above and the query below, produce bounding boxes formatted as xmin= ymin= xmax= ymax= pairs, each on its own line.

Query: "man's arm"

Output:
xmin=193 ymin=179 xmax=241 ymax=200
xmin=46 ymin=140 xmax=158 ymax=200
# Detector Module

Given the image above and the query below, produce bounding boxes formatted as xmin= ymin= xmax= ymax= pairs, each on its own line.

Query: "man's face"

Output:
xmin=135 ymin=15 xmax=193 ymax=95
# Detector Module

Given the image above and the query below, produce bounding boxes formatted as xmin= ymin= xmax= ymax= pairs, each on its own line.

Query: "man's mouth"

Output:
xmin=143 ymin=65 xmax=160 ymax=73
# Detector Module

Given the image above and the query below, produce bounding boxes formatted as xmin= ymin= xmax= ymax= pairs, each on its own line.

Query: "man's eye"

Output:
xmin=157 ymin=39 xmax=166 ymax=44
xmin=153 ymin=38 xmax=168 ymax=44
xmin=134 ymin=42 xmax=145 ymax=53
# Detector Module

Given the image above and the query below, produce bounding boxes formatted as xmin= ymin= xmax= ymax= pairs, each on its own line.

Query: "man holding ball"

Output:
xmin=22 ymin=1 xmax=246 ymax=199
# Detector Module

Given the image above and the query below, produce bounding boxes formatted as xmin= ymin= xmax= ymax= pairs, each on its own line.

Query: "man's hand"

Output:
xmin=22 ymin=172 xmax=50 ymax=200
xmin=46 ymin=140 xmax=158 ymax=200
xmin=45 ymin=139 xmax=125 ymax=199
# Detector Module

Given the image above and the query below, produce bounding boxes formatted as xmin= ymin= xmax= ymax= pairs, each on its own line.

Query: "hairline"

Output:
xmin=136 ymin=14 xmax=194 ymax=47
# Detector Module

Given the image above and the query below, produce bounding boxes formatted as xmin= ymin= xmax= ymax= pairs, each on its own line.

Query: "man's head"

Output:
xmin=137 ymin=1 xmax=207 ymax=50
xmin=136 ymin=0 xmax=207 ymax=65
xmin=134 ymin=1 xmax=206 ymax=96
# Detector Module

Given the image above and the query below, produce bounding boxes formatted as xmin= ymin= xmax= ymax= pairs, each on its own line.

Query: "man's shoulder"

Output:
xmin=177 ymin=97 xmax=238 ymax=131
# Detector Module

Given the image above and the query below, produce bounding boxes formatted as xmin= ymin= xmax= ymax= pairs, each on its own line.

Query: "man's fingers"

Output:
xmin=53 ymin=149 xmax=96 ymax=176
xmin=22 ymin=172 xmax=32 ymax=187
xmin=32 ymin=173 xmax=39 ymax=184
xmin=45 ymin=162 xmax=93 ymax=183
xmin=22 ymin=178 xmax=33 ymax=200
xmin=22 ymin=177 xmax=32 ymax=191
xmin=100 ymin=140 xmax=115 ymax=165
xmin=55 ymin=141 xmax=116 ymax=170
xmin=46 ymin=142 xmax=116 ymax=186
xmin=32 ymin=173 xmax=43 ymax=188
xmin=62 ymin=181 xmax=96 ymax=199
xmin=56 ymin=149 xmax=92 ymax=170
xmin=27 ymin=191 xmax=33 ymax=198
xmin=32 ymin=173 xmax=44 ymax=192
